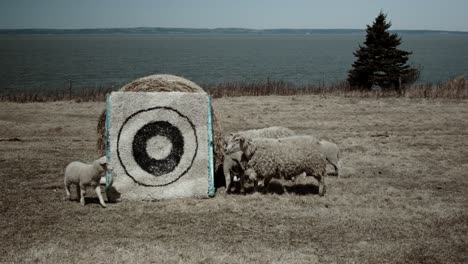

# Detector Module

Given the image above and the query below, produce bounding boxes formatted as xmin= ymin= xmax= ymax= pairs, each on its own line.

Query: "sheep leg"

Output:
xmin=334 ymin=152 xmax=342 ymax=178
xmin=246 ymin=169 xmax=259 ymax=192
xmin=225 ymin=171 xmax=233 ymax=194
xmin=238 ymin=177 xmax=246 ymax=195
xmin=79 ymin=183 xmax=86 ymax=205
xmin=327 ymin=159 xmax=338 ymax=177
xmin=318 ymin=175 xmax=326 ymax=196
xmin=333 ymin=164 xmax=340 ymax=178
xmin=227 ymin=172 xmax=242 ymax=194
xmin=64 ymin=183 xmax=72 ymax=200
xmin=226 ymin=181 xmax=233 ymax=194
xmin=76 ymin=184 xmax=81 ymax=201
xmin=227 ymin=169 xmax=242 ymax=194
xmin=263 ymin=176 xmax=273 ymax=194
xmin=223 ymin=159 xmax=233 ymax=194
xmin=95 ymin=185 xmax=107 ymax=208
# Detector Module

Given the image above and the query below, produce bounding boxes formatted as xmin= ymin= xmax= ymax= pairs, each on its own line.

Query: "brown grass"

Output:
xmin=0 ymin=95 xmax=467 ymax=263
xmin=218 ymin=77 xmax=465 ymax=99
xmin=406 ymin=76 xmax=468 ymax=99
xmin=1 ymin=76 xmax=467 ymax=103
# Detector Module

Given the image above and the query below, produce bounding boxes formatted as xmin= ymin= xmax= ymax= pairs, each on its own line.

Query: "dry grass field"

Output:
xmin=0 ymin=95 xmax=467 ymax=263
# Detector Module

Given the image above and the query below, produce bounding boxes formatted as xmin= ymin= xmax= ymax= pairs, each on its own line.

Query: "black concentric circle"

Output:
xmin=116 ymin=106 xmax=198 ymax=187
xmin=132 ymin=121 xmax=184 ymax=176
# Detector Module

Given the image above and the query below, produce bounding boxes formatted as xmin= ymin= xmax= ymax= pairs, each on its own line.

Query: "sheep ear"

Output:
xmin=239 ymin=137 xmax=246 ymax=148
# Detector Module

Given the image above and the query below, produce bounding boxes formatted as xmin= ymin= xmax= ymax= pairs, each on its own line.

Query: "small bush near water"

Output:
xmin=1 ymin=76 xmax=467 ymax=103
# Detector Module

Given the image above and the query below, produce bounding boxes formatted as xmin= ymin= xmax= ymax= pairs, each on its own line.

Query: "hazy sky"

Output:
xmin=0 ymin=0 xmax=467 ymax=31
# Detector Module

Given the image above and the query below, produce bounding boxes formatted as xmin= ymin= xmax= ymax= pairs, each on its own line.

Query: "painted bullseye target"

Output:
xmin=117 ymin=107 xmax=198 ymax=187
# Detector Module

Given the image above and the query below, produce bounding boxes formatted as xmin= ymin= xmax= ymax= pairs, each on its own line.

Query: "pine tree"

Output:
xmin=348 ymin=12 xmax=419 ymax=92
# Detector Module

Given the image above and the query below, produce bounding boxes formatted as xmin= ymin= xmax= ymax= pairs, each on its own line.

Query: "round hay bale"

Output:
xmin=96 ymin=74 xmax=225 ymax=188
xmin=120 ymin=74 xmax=206 ymax=93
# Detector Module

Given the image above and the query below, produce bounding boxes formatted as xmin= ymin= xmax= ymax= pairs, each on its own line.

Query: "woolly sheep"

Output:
xmin=64 ymin=156 xmax=110 ymax=207
xmin=224 ymin=126 xmax=295 ymax=153
xmin=239 ymin=135 xmax=327 ymax=196
xmin=223 ymin=126 xmax=295 ymax=193
xmin=227 ymin=131 xmax=342 ymax=178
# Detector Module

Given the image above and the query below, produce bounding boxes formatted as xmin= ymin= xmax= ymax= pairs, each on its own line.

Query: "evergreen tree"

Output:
xmin=348 ymin=12 xmax=419 ymax=91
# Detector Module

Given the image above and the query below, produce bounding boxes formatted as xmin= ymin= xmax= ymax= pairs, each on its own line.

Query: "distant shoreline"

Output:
xmin=1 ymin=77 xmax=467 ymax=102
xmin=1 ymin=27 xmax=467 ymax=35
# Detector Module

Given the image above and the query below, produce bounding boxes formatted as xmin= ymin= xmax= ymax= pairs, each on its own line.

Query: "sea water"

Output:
xmin=0 ymin=33 xmax=467 ymax=94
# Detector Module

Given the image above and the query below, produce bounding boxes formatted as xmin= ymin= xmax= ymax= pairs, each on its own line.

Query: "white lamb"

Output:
xmin=64 ymin=156 xmax=110 ymax=207
xmin=239 ymin=135 xmax=328 ymax=196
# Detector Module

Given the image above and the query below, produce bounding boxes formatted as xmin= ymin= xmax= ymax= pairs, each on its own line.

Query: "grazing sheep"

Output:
xmin=64 ymin=156 xmax=110 ymax=207
xmin=224 ymin=126 xmax=295 ymax=153
xmin=226 ymin=130 xmax=342 ymax=178
xmin=239 ymin=135 xmax=327 ymax=196
xmin=318 ymin=140 xmax=342 ymax=177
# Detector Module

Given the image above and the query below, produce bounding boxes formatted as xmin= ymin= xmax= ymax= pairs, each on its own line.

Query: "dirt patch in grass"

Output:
xmin=0 ymin=96 xmax=467 ymax=263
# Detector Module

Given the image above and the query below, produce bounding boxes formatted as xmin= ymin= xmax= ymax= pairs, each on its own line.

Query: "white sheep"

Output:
xmin=239 ymin=135 xmax=328 ymax=196
xmin=227 ymin=131 xmax=342 ymax=179
xmin=64 ymin=156 xmax=110 ymax=207
xmin=223 ymin=126 xmax=296 ymax=193
xmin=224 ymin=126 xmax=295 ymax=153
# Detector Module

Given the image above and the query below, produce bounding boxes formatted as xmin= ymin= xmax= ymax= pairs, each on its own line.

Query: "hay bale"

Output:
xmin=120 ymin=74 xmax=206 ymax=93
xmin=96 ymin=74 xmax=225 ymax=187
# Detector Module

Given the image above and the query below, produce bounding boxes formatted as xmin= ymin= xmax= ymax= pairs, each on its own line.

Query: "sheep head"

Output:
xmin=95 ymin=156 xmax=111 ymax=172
xmin=224 ymin=133 xmax=242 ymax=154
